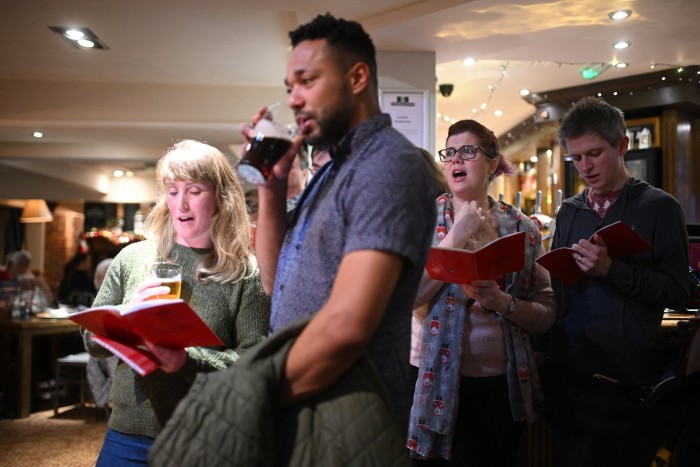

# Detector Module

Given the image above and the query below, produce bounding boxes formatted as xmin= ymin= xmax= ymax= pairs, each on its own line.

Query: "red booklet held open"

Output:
xmin=68 ymin=299 xmax=223 ymax=376
xmin=425 ymin=231 xmax=526 ymax=284
xmin=536 ymin=221 xmax=652 ymax=286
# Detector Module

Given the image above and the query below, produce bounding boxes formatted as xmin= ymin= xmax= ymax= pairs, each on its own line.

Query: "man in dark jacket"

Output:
xmin=541 ymin=97 xmax=690 ymax=467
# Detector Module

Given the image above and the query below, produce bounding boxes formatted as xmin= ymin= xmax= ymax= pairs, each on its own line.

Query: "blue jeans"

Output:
xmin=96 ymin=428 xmax=154 ymax=467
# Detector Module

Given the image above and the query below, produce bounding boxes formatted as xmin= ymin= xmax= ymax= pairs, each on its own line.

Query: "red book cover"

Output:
xmin=537 ymin=221 xmax=652 ymax=286
xmin=69 ymin=299 xmax=223 ymax=376
xmin=91 ymin=335 xmax=160 ymax=377
xmin=425 ymin=231 xmax=526 ymax=284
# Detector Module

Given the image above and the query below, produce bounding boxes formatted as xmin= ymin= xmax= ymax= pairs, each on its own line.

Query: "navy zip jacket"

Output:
xmin=548 ymin=177 xmax=690 ymax=386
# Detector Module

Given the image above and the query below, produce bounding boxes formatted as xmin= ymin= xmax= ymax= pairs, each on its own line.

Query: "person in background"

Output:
xmin=285 ymin=144 xmax=312 ymax=212
xmin=0 ymin=252 xmax=11 ymax=281
xmin=248 ymin=13 xmax=436 ymax=435
xmin=58 ymin=251 xmax=97 ymax=307
xmin=83 ymin=139 xmax=271 ymax=466
xmin=86 ymin=257 xmax=118 ymax=414
xmin=8 ymin=250 xmax=53 ymax=303
xmin=409 ymin=149 xmax=449 ymax=383
xmin=310 ymin=143 xmax=331 ymax=175
xmin=407 ymin=120 xmax=555 ymax=466
xmin=540 ymin=97 xmax=690 ymax=466
xmin=93 ymin=258 xmax=114 ymax=290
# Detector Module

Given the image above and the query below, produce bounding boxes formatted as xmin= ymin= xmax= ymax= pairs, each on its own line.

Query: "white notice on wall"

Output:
xmin=380 ymin=90 xmax=426 ymax=149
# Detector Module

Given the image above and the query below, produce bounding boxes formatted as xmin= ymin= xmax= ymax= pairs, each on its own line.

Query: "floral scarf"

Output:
xmin=406 ymin=194 xmax=543 ymax=460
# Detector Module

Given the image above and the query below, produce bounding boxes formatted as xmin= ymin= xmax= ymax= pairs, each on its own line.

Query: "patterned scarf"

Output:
xmin=406 ymin=195 xmax=543 ymax=460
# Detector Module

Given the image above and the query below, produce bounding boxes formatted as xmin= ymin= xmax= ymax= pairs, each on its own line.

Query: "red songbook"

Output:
xmin=536 ymin=221 xmax=652 ymax=286
xmin=68 ymin=299 xmax=223 ymax=376
xmin=425 ymin=231 xmax=526 ymax=284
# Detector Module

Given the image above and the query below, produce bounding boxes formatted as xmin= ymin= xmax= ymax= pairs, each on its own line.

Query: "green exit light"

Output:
xmin=580 ymin=63 xmax=610 ymax=80
xmin=581 ymin=67 xmax=600 ymax=79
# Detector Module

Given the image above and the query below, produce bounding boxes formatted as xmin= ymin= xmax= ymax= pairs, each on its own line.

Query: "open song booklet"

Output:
xmin=425 ymin=231 xmax=526 ymax=284
xmin=536 ymin=221 xmax=652 ymax=286
xmin=68 ymin=299 xmax=223 ymax=376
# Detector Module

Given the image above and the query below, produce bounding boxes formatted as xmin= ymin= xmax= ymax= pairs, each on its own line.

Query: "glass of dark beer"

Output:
xmin=238 ymin=118 xmax=297 ymax=185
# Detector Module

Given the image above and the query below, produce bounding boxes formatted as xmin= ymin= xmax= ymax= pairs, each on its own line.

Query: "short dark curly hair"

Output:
xmin=289 ymin=13 xmax=377 ymax=89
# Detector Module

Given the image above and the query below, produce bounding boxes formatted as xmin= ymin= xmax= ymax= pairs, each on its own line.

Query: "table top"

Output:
xmin=0 ymin=314 xmax=80 ymax=333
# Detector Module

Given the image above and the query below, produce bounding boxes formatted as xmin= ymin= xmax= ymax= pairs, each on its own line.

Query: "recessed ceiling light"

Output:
xmin=49 ymin=26 xmax=108 ymax=50
xmin=520 ymin=89 xmax=530 ymax=96
xmin=608 ymin=9 xmax=632 ymax=20
xmin=494 ymin=109 xmax=503 ymax=117
xmin=64 ymin=29 xmax=85 ymax=40
xmin=463 ymin=57 xmax=476 ymax=66
xmin=32 ymin=131 xmax=43 ymax=138
xmin=613 ymin=41 xmax=630 ymax=49
xmin=615 ymin=62 xmax=629 ymax=69
xmin=113 ymin=170 xmax=124 ymax=178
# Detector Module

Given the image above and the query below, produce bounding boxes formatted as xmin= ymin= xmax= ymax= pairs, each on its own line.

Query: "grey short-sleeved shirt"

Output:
xmin=269 ymin=113 xmax=436 ymax=426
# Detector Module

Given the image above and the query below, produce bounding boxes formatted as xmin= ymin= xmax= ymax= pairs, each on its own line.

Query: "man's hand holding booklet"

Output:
xmin=536 ymin=221 xmax=652 ymax=286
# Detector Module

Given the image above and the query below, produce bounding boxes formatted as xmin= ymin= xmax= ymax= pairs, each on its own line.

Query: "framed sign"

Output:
xmin=379 ymin=89 xmax=428 ymax=149
xmin=625 ymin=117 xmax=661 ymax=150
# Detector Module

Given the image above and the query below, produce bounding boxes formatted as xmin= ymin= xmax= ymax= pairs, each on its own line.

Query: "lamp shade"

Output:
xmin=20 ymin=199 xmax=53 ymax=223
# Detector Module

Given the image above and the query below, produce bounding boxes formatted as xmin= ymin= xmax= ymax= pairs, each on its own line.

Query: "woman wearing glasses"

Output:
xmin=407 ymin=120 xmax=555 ymax=466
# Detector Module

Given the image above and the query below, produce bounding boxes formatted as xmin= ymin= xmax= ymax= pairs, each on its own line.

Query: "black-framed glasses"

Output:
xmin=437 ymin=145 xmax=488 ymax=163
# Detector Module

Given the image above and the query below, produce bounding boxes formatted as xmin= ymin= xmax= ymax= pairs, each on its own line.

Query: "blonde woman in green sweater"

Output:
xmin=83 ymin=139 xmax=271 ymax=466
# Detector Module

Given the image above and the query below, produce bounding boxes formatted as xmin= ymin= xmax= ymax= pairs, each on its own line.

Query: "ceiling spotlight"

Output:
xmin=463 ymin=57 xmax=476 ymax=66
xmin=608 ymin=9 xmax=632 ymax=20
xmin=113 ymin=170 xmax=124 ymax=178
xmin=49 ymin=26 xmax=108 ymax=50
xmin=613 ymin=41 xmax=630 ymax=49
xmin=520 ymin=89 xmax=530 ymax=97
xmin=32 ymin=131 xmax=43 ymax=138
xmin=494 ymin=109 xmax=504 ymax=117
xmin=64 ymin=29 xmax=85 ymax=40
xmin=615 ymin=62 xmax=629 ymax=69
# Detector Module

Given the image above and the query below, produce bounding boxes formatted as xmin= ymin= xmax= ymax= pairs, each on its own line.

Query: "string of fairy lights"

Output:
xmin=437 ymin=62 xmax=510 ymax=125
xmin=436 ymin=60 xmax=694 ymax=126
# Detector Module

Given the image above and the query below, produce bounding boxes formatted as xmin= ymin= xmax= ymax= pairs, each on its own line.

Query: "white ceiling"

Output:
xmin=1 ymin=0 xmax=699 ymax=200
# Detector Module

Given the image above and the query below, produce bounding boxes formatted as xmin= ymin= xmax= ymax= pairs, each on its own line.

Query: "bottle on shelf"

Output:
xmin=638 ymin=127 xmax=651 ymax=149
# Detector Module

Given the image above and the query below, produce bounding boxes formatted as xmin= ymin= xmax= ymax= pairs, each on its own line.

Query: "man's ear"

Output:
xmin=619 ymin=134 xmax=630 ymax=157
xmin=347 ymin=62 xmax=370 ymax=96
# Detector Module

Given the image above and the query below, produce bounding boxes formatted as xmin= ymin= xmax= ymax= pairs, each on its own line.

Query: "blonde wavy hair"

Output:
xmin=145 ymin=139 xmax=256 ymax=283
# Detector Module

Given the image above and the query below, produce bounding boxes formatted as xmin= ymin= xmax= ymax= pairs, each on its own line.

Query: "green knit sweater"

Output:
xmin=82 ymin=240 xmax=271 ymax=438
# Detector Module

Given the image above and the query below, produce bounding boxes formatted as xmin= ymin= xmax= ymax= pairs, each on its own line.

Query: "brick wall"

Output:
xmin=43 ymin=205 xmax=85 ymax=300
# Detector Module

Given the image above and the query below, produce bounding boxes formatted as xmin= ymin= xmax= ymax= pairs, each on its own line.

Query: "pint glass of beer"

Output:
xmin=237 ymin=117 xmax=297 ymax=185
xmin=146 ymin=262 xmax=182 ymax=300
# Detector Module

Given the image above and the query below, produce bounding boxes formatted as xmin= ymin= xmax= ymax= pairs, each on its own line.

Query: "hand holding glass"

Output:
xmin=238 ymin=118 xmax=297 ymax=185
xmin=145 ymin=262 xmax=182 ymax=300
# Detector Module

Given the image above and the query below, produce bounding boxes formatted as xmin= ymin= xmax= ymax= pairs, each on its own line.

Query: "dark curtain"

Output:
xmin=1 ymin=206 xmax=23 ymax=261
